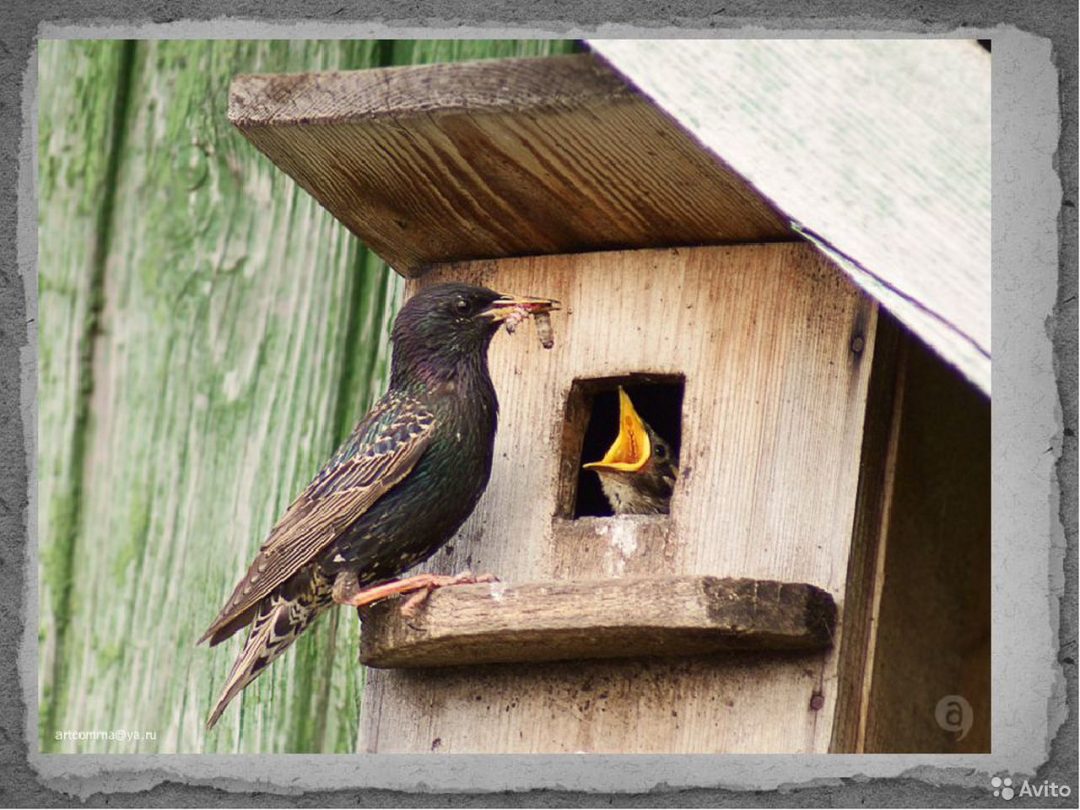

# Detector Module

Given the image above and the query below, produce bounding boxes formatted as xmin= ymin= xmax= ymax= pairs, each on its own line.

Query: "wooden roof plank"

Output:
xmin=228 ymin=54 xmax=793 ymax=276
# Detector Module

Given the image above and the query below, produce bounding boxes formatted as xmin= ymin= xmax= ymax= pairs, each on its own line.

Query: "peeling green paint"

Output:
xmin=39 ymin=38 xmax=577 ymax=754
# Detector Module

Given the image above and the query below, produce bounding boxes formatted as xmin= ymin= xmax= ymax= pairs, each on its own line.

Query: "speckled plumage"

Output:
xmin=200 ymin=283 xmax=555 ymax=729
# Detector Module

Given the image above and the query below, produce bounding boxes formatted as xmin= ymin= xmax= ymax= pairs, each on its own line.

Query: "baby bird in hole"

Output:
xmin=583 ymin=387 xmax=678 ymax=515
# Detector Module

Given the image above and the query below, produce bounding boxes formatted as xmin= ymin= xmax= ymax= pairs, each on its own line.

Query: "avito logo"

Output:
xmin=991 ymin=775 xmax=1072 ymax=800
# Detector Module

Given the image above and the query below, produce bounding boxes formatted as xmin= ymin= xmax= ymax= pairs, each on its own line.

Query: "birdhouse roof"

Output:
xmin=229 ymin=41 xmax=990 ymax=395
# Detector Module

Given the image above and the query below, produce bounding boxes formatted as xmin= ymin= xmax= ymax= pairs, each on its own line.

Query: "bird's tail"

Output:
xmin=206 ymin=581 xmax=332 ymax=730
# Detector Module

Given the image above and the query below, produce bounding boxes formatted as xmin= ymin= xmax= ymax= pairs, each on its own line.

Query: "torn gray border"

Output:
xmin=2 ymin=2 xmax=1075 ymax=807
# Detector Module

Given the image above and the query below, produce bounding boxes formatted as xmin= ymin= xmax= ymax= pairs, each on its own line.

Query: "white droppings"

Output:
xmin=604 ymin=517 xmax=639 ymax=577
xmin=488 ymin=581 xmax=507 ymax=602
xmin=610 ymin=519 xmax=638 ymax=557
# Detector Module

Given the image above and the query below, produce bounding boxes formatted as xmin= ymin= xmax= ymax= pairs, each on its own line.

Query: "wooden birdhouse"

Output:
xmin=228 ymin=41 xmax=990 ymax=754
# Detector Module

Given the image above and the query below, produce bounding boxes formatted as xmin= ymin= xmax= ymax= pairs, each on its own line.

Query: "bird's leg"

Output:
xmin=331 ymin=570 xmax=365 ymax=605
xmin=333 ymin=570 xmax=499 ymax=613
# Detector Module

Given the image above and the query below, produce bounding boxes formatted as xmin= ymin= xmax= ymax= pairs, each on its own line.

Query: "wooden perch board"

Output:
xmin=228 ymin=54 xmax=792 ymax=275
xmin=359 ymin=576 xmax=837 ymax=668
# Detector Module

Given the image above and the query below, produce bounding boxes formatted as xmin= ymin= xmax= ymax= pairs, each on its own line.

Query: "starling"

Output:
xmin=583 ymin=387 xmax=678 ymax=515
xmin=199 ymin=283 xmax=558 ymax=729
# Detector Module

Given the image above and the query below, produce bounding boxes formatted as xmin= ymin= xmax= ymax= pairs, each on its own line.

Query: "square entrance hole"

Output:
xmin=556 ymin=374 xmax=685 ymax=518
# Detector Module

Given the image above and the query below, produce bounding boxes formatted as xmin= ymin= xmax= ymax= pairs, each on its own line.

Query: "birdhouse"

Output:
xmin=228 ymin=41 xmax=989 ymax=754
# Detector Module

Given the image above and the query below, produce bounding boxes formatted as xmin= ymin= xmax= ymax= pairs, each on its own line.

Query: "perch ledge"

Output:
xmin=358 ymin=575 xmax=837 ymax=668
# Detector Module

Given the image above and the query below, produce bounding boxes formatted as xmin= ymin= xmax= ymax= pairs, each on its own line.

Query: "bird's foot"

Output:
xmin=335 ymin=570 xmax=499 ymax=614
xmin=398 ymin=570 xmax=499 ymax=617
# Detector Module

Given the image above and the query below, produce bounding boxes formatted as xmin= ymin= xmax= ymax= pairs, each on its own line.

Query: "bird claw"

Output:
xmin=399 ymin=588 xmax=431 ymax=617
xmin=397 ymin=570 xmax=500 ymax=618
xmin=338 ymin=570 xmax=500 ymax=614
xmin=445 ymin=569 xmax=500 ymax=586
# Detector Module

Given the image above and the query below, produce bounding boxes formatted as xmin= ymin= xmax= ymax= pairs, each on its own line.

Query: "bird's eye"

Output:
xmin=455 ymin=298 xmax=470 ymax=314
xmin=655 ymin=444 xmax=667 ymax=459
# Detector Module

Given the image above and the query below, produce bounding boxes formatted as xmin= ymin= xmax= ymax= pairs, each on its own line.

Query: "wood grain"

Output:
xmin=359 ymin=243 xmax=878 ymax=752
xmin=861 ymin=336 xmax=991 ymax=753
xmin=591 ymin=40 xmax=990 ymax=395
xmin=34 ymin=39 xmax=580 ymax=754
xmin=359 ymin=576 xmax=837 ymax=668
xmin=36 ymin=40 xmax=132 ymax=749
xmin=228 ymin=54 xmax=791 ymax=276
xmin=829 ymin=314 xmax=905 ymax=752
xmin=36 ymin=40 xmax=400 ymax=755
xmin=829 ymin=323 xmax=990 ymax=753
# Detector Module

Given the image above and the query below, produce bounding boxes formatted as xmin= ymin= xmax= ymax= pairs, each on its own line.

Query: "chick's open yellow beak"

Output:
xmin=583 ymin=387 xmax=651 ymax=473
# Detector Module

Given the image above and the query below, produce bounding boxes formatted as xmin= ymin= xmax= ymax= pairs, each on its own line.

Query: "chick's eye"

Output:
xmin=455 ymin=298 xmax=470 ymax=314
xmin=655 ymin=444 xmax=667 ymax=459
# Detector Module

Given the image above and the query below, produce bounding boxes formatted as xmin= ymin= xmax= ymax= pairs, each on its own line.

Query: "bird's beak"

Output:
xmin=480 ymin=294 xmax=560 ymax=323
xmin=583 ymin=387 xmax=651 ymax=473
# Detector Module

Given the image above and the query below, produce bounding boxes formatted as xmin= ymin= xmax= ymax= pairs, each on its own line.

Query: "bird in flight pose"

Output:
xmin=199 ymin=283 xmax=558 ymax=729
xmin=583 ymin=387 xmax=678 ymax=515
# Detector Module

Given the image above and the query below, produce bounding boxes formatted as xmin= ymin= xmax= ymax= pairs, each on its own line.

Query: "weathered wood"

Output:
xmin=360 ymin=243 xmax=878 ymax=753
xmin=227 ymin=54 xmax=791 ymax=276
xmin=359 ymin=576 xmax=837 ymax=668
xmin=591 ymin=40 xmax=991 ymax=395
xmin=37 ymin=39 xmax=132 ymax=751
xmin=830 ymin=324 xmax=990 ymax=753
xmin=829 ymin=313 xmax=905 ymax=752
xmin=861 ymin=336 xmax=991 ymax=753
xmin=38 ymin=38 xmax=583 ymax=756
xmin=38 ymin=38 xmax=580 ymax=755
xmin=38 ymin=37 xmax=579 ymax=756
xmin=38 ymin=40 xmax=399 ymax=755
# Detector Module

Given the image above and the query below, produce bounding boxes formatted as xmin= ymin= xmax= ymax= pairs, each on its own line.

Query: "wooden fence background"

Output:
xmin=37 ymin=38 xmax=576 ymax=754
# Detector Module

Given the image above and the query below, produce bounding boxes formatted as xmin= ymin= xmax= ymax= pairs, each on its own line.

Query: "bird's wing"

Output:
xmin=199 ymin=395 xmax=435 ymax=644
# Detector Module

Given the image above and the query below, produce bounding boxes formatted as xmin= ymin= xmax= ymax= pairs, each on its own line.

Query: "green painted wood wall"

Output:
xmin=38 ymin=38 xmax=577 ymax=754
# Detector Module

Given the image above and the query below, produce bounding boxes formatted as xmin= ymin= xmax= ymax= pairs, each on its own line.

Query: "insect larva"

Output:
xmin=533 ymin=310 xmax=554 ymax=349
xmin=503 ymin=306 xmax=529 ymax=334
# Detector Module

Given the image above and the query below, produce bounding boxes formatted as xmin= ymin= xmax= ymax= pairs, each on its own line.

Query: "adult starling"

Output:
xmin=583 ymin=387 xmax=678 ymax=515
xmin=199 ymin=283 xmax=558 ymax=729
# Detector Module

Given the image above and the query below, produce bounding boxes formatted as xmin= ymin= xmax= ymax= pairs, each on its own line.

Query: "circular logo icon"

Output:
xmin=935 ymin=695 xmax=973 ymax=741
xmin=991 ymin=776 xmax=1015 ymax=800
